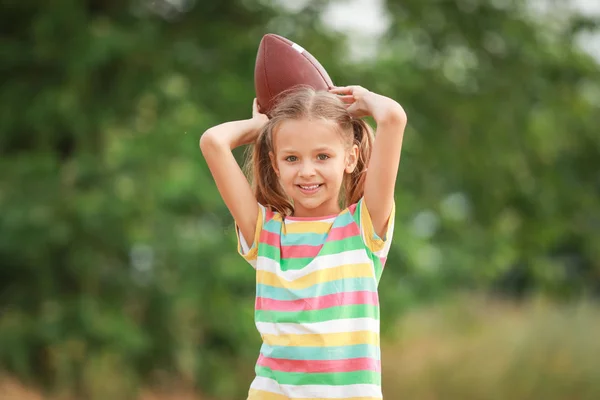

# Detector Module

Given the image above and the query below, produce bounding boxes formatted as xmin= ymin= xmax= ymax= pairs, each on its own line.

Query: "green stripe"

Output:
xmin=281 ymin=232 xmax=327 ymax=246
xmin=260 ymin=240 xmax=367 ymax=272
xmin=262 ymin=211 xmax=356 ymax=240
xmin=332 ymin=211 xmax=355 ymax=228
xmin=279 ymin=256 xmax=312 ymax=271
xmin=259 ymin=236 xmax=365 ymax=268
xmin=258 ymin=243 xmax=280 ymax=260
xmin=256 ymin=277 xmax=377 ymax=301
xmin=260 ymin=344 xmax=380 ymax=361
xmin=373 ymin=256 xmax=383 ymax=283
xmin=352 ymin=199 xmax=363 ymax=227
xmin=255 ymin=366 xmax=381 ymax=385
xmin=263 ymin=219 xmax=282 ymax=233
xmin=319 ymin=235 xmax=364 ymax=255
xmin=255 ymin=304 xmax=379 ymax=324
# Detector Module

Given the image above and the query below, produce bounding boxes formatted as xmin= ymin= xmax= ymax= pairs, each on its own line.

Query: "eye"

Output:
xmin=285 ymin=155 xmax=298 ymax=162
xmin=317 ymin=154 xmax=330 ymax=161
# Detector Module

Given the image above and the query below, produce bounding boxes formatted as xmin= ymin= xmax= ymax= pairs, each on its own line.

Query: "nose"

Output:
xmin=298 ymin=161 xmax=316 ymax=177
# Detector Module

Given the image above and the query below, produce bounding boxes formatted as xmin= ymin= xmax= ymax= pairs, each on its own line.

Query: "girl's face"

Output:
xmin=270 ymin=118 xmax=358 ymax=218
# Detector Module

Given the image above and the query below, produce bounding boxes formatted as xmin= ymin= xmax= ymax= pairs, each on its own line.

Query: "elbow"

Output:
xmin=200 ymin=129 xmax=230 ymax=160
xmin=199 ymin=128 xmax=216 ymax=154
xmin=379 ymin=105 xmax=407 ymax=128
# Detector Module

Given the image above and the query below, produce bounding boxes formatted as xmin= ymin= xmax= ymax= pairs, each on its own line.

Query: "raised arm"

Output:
xmin=330 ymin=86 xmax=407 ymax=238
xmin=199 ymin=99 xmax=268 ymax=244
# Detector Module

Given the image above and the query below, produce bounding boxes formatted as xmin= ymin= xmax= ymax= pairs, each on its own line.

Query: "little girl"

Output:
xmin=200 ymin=85 xmax=407 ymax=399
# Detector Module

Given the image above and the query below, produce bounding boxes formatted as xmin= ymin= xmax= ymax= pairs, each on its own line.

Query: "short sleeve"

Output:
xmin=235 ymin=203 xmax=266 ymax=268
xmin=353 ymin=197 xmax=395 ymax=258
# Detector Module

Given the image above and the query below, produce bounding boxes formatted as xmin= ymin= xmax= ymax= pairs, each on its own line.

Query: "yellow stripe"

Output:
xmin=236 ymin=205 xmax=264 ymax=261
xmin=257 ymin=263 xmax=373 ymax=289
xmin=262 ymin=330 xmax=379 ymax=347
xmin=248 ymin=391 xmax=286 ymax=400
xmin=248 ymin=390 xmax=381 ymax=400
xmin=283 ymin=221 xmax=333 ymax=234
xmin=360 ymin=200 xmax=395 ymax=253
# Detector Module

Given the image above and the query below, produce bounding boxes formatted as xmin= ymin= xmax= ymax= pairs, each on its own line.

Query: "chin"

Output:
xmin=285 ymin=185 xmax=340 ymax=213
xmin=294 ymin=197 xmax=339 ymax=216
xmin=296 ymin=199 xmax=323 ymax=210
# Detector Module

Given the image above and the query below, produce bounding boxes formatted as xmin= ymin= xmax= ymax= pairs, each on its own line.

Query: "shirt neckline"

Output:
xmin=284 ymin=210 xmax=343 ymax=222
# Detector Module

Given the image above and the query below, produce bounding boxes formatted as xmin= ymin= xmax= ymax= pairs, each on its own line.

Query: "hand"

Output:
xmin=329 ymin=85 xmax=373 ymax=118
xmin=234 ymin=98 xmax=268 ymax=147
xmin=252 ymin=98 xmax=269 ymax=127
xmin=329 ymin=86 xmax=406 ymax=124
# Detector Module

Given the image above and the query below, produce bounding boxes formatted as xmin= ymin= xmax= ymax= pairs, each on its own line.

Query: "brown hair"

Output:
xmin=243 ymin=86 xmax=374 ymax=217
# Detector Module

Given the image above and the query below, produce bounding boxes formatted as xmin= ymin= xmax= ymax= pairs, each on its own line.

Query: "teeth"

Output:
xmin=300 ymin=185 xmax=319 ymax=190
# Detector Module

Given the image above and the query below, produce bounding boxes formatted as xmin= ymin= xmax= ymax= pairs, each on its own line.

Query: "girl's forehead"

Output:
xmin=275 ymin=118 xmax=345 ymax=151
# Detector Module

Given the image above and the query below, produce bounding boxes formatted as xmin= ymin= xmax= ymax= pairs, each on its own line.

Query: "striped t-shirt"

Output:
xmin=236 ymin=197 xmax=395 ymax=400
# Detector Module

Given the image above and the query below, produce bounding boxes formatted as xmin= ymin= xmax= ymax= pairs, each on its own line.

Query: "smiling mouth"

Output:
xmin=296 ymin=184 xmax=323 ymax=194
xmin=298 ymin=184 xmax=322 ymax=190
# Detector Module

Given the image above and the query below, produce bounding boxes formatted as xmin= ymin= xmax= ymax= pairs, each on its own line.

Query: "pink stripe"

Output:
xmin=380 ymin=256 xmax=387 ymax=267
xmin=348 ymin=203 xmax=358 ymax=215
xmin=256 ymin=291 xmax=378 ymax=312
xmin=260 ymin=230 xmax=279 ymax=247
xmin=327 ymin=223 xmax=360 ymax=241
xmin=264 ymin=208 xmax=275 ymax=222
xmin=257 ymin=355 xmax=380 ymax=373
xmin=280 ymin=244 xmax=321 ymax=258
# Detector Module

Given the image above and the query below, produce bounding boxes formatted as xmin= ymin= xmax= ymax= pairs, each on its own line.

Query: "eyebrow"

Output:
xmin=279 ymin=147 xmax=335 ymax=154
xmin=313 ymin=147 xmax=335 ymax=153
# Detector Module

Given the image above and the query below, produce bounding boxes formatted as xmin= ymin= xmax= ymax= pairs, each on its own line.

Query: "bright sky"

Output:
xmin=571 ymin=0 xmax=600 ymax=60
xmin=320 ymin=0 xmax=389 ymax=60
xmin=320 ymin=0 xmax=390 ymax=36
xmin=314 ymin=0 xmax=600 ymax=61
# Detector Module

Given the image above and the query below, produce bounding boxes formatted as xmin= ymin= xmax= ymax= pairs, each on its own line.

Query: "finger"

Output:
xmin=346 ymin=103 xmax=366 ymax=118
xmin=329 ymin=86 xmax=353 ymax=94
xmin=336 ymin=95 xmax=355 ymax=103
xmin=253 ymin=98 xmax=262 ymax=115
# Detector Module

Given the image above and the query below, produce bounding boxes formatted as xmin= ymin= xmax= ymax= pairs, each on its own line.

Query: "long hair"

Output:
xmin=243 ymin=86 xmax=374 ymax=217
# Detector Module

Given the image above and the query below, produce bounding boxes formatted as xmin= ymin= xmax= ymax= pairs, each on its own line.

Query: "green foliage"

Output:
xmin=383 ymin=295 xmax=600 ymax=399
xmin=1 ymin=0 xmax=599 ymax=398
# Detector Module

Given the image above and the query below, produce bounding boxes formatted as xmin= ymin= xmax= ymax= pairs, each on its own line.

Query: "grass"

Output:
xmin=381 ymin=294 xmax=600 ymax=399
xmin=3 ymin=294 xmax=600 ymax=399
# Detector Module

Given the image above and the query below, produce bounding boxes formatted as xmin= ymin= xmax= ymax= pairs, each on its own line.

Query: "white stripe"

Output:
xmin=238 ymin=228 xmax=251 ymax=253
xmin=250 ymin=376 xmax=285 ymax=395
xmin=284 ymin=216 xmax=336 ymax=224
xmin=250 ymin=377 xmax=284 ymax=395
xmin=374 ymin=216 xmax=395 ymax=258
xmin=255 ymin=318 xmax=379 ymax=336
xmin=291 ymin=43 xmax=305 ymax=54
xmin=251 ymin=376 xmax=382 ymax=398
xmin=359 ymin=203 xmax=369 ymax=251
xmin=256 ymin=249 xmax=371 ymax=280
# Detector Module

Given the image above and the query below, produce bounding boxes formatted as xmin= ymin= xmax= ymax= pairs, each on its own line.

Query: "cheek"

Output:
xmin=277 ymin=164 xmax=296 ymax=182
xmin=330 ymin=160 xmax=348 ymax=179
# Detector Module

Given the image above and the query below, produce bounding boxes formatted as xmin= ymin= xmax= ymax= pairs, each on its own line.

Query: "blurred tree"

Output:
xmin=0 ymin=0 xmax=598 ymax=398
xmin=351 ymin=0 xmax=600 ymax=308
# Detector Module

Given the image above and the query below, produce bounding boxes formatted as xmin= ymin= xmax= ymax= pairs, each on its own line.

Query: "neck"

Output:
xmin=292 ymin=199 xmax=342 ymax=218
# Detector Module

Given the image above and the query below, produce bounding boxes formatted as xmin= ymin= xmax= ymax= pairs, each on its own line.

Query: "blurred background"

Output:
xmin=1 ymin=0 xmax=600 ymax=399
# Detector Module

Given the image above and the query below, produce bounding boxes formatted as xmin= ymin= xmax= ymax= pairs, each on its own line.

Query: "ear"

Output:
xmin=345 ymin=144 xmax=359 ymax=173
xmin=269 ymin=151 xmax=280 ymax=177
